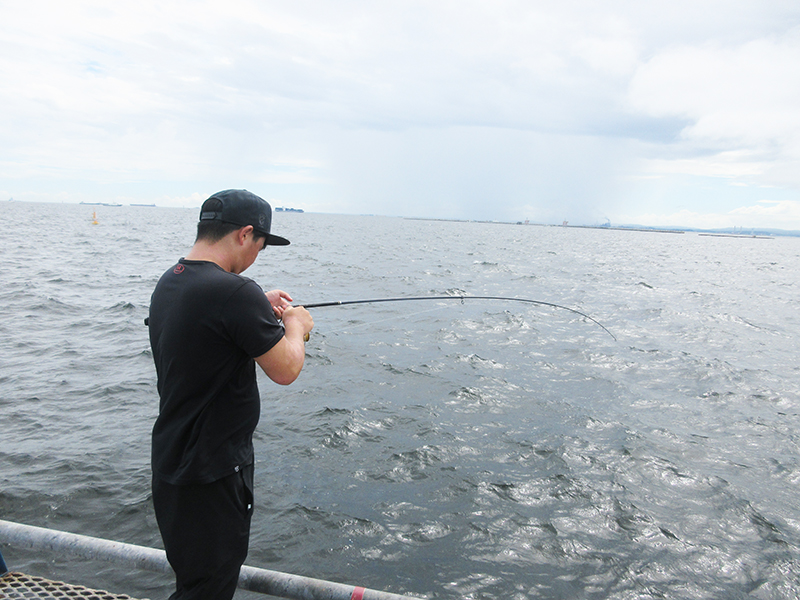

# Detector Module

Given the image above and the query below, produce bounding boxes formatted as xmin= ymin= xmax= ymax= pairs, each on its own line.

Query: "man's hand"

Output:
xmin=255 ymin=305 xmax=314 ymax=385
xmin=266 ymin=289 xmax=293 ymax=319
xmin=281 ymin=305 xmax=314 ymax=341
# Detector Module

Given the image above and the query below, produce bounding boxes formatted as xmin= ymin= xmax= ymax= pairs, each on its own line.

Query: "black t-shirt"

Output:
xmin=149 ymin=259 xmax=285 ymax=485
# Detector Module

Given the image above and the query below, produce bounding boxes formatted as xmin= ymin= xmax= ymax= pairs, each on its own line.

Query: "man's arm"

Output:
xmin=255 ymin=306 xmax=313 ymax=385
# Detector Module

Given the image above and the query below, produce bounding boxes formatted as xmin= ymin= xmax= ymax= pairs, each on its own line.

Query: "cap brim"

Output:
xmin=266 ymin=233 xmax=290 ymax=246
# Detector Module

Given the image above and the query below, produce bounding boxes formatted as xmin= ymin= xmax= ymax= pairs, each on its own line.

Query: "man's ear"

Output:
xmin=236 ymin=225 xmax=255 ymax=246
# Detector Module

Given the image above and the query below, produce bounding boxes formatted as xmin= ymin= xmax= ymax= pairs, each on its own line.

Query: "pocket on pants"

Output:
xmin=237 ymin=463 xmax=255 ymax=517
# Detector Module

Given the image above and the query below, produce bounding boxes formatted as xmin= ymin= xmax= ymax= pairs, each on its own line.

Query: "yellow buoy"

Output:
xmin=92 ymin=211 xmax=98 ymax=225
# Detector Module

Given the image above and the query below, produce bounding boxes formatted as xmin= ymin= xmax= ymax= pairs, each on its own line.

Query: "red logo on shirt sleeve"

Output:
xmin=173 ymin=264 xmax=185 ymax=274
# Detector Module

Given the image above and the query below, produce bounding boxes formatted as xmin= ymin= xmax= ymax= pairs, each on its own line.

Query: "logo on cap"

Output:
xmin=258 ymin=214 xmax=266 ymax=228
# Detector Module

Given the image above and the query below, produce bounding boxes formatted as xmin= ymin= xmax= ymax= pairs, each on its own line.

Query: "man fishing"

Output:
xmin=147 ymin=189 xmax=313 ymax=600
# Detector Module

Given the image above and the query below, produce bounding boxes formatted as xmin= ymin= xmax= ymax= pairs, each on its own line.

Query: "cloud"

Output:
xmin=1 ymin=1 xmax=799 ymax=229
xmin=628 ymin=26 xmax=800 ymax=187
xmin=325 ymin=125 xmax=636 ymax=222
xmin=730 ymin=199 xmax=800 ymax=221
xmin=639 ymin=152 xmax=769 ymax=179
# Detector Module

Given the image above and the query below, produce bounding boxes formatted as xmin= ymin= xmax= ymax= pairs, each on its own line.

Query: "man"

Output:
xmin=148 ymin=189 xmax=313 ymax=600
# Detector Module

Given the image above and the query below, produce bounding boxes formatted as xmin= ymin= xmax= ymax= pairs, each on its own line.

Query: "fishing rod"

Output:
xmin=300 ymin=295 xmax=616 ymax=341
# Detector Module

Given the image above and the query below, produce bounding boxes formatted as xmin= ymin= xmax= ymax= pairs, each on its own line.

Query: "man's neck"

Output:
xmin=185 ymin=241 xmax=234 ymax=272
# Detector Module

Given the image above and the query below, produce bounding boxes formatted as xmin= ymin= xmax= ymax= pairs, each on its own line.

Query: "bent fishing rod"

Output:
xmin=299 ymin=295 xmax=616 ymax=341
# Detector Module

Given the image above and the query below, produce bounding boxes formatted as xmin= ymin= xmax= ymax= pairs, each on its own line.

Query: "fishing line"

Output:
xmin=300 ymin=295 xmax=617 ymax=341
xmin=320 ymin=304 xmax=449 ymax=336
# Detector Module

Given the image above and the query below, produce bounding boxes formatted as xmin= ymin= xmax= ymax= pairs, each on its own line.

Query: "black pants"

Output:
xmin=153 ymin=465 xmax=254 ymax=600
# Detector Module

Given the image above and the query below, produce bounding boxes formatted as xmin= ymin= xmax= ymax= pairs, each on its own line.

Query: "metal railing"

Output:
xmin=0 ymin=520 xmax=422 ymax=600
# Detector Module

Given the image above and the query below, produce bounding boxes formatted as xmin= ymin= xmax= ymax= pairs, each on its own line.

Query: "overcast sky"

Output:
xmin=2 ymin=1 xmax=800 ymax=229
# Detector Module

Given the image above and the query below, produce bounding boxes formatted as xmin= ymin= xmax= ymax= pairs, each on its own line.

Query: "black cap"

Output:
xmin=199 ymin=189 xmax=290 ymax=246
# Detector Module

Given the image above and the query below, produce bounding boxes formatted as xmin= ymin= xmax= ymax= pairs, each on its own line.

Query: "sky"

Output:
xmin=2 ymin=1 xmax=800 ymax=229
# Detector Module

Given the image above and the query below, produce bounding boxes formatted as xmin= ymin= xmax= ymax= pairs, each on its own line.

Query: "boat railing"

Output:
xmin=0 ymin=519 xmax=422 ymax=600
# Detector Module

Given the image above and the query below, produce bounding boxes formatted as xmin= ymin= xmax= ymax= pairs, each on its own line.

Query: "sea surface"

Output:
xmin=1 ymin=201 xmax=800 ymax=599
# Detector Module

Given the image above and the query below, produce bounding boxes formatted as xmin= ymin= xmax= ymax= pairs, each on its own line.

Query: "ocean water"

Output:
xmin=1 ymin=201 xmax=800 ymax=599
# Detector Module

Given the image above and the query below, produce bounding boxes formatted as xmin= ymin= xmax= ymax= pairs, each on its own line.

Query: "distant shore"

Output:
xmin=404 ymin=216 xmax=797 ymax=238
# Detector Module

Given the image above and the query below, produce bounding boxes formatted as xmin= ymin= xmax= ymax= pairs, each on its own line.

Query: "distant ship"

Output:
xmin=275 ymin=207 xmax=304 ymax=213
xmin=80 ymin=201 xmax=122 ymax=207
